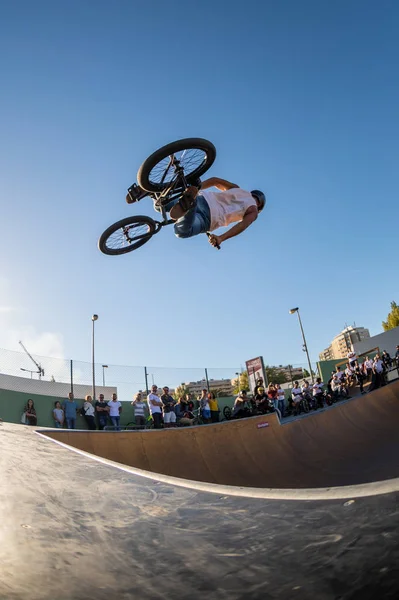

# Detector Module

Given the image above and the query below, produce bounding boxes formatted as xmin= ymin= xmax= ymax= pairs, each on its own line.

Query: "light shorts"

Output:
xmin=164 ymin=411 xmax=176 ymax=424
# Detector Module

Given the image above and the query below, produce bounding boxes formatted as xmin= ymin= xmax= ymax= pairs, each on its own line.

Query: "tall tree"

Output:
xmin=382 ymin=301 xmax=399 ymax=331
xmin=265 ymin=366 xmax=288 ymax=385
xmin=232 ymin=371 xmax=249 ymax=394
xmin=173 ymin=384 xmax=191 ymax=401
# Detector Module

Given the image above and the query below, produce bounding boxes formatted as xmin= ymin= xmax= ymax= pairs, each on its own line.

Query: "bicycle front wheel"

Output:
xmin=137 ymin=138 xmax=216 ymax=193
xmin=98 ymin=216 xmax=157 ymax=255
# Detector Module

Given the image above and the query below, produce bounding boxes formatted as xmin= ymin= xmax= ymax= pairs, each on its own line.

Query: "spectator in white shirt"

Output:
xmin=275 ymin=383 xmax=286 ymax=418
xmin=147 ymin=385 xmax=163 ymax=429
xmin=347 ymin=351 xmax=357 ymax=369
xmin=291 ymin=382 xmax=303 ymax=415
xmin=335 ymin=366 xmax=345 ymax=381
xmin=108 ymin=393 xmax=122 ymax=431
xmin=363 ymin=356 xmax=373 ymax=379
xmin=312 ymin=378 xmax=324 ymax=408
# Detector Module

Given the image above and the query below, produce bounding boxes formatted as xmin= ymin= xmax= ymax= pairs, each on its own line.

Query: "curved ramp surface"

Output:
xmin=42 ymin=381 xmax=399 ymax=489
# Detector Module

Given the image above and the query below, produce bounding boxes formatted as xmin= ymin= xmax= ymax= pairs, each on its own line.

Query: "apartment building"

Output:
xmin=319 ymin=326 xmax=370 ymax=360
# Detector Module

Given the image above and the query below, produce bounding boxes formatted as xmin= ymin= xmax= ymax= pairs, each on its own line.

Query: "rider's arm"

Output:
xmin=218 ymin=206 xmax=258 ymax=244
xmin=200 ymin=177 xmax=239 ymax=191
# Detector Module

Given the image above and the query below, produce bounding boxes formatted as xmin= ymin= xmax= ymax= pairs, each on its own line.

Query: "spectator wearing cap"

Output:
xmin=160 ymin=386 xmax=176 ymax=428
xmin=95 ymin=393 xmax=109 ymax=430
xmin=147 ymin=385 xmax=163 ymax=429
xmin=254 ymin=385 xmax=268 ymax=413
xmin=254 ymin=378 xmax=264 ymax=397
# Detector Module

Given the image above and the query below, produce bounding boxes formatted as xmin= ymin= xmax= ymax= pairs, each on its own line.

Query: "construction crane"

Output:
xmin=19 ymin=341 xmax=45 ymax=379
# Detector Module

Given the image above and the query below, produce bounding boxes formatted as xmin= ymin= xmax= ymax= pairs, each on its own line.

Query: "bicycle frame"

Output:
xmin=127 ymin=154 xmax=190 ymax=229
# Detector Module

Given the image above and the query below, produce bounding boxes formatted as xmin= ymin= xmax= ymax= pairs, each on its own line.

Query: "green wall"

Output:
xmin=0 ymin=388 xmax=236 ymax=428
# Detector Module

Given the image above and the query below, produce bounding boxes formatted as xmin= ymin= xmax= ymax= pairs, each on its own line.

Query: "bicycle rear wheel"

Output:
xmin=98 ymin=216 xmax=157 ymax=255
xmin=223 ymin=406 xmax=232 ymax=420
xmin=137 ymin=138 xmax=216 ymax=193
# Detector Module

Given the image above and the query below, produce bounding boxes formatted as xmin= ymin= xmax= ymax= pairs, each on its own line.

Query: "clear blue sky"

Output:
xmin=1 ymin=0 xmax=398 ymax=379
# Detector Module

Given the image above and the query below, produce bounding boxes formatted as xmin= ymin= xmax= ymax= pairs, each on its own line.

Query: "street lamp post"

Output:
xmin=102 ymin=364 xmax=108 ymax=387
xmin=289 ymin=307 xmax=314 ymax=383
xmin=92 ymin=315 xmax=98 ymax=401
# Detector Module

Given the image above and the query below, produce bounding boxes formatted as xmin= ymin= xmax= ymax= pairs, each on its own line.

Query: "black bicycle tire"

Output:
xmin=98 ymin=216 xmax=157 ymax=256
xmin=137 ymin=138 xmax=216 ymax=193
xmin=223 ymin=406 xmax=232 ymax=420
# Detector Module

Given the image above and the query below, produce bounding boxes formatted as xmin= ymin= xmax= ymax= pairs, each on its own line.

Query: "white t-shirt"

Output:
xmin=277 ymin=389 xmax=285 ymax=401
xmin=364 ymin=359 xmax=373 ymax=370
xmin=147 ymin=393 xmax=162 ymax=414
xmin=291 ymin=388 xmax=302 ymax=402
xmin=335 ymin=370 xmax=344 ymax=381
xmin=201 ymin=187 xmax=257 ymax=231
xmin=83 ymin=402 xmax=95 ymax=417
xmin=313 ymin=383 xmax=324 ymax=396
xmin=301 ymin=385 xmax=312 ymax=396
xmin=108 ymin=400 xmax=122 ymax=417
xmin=347 ymin=352 xmax=357 ymax=363
xmin=345 ymin=368 xmax=353 ymax=377
xmin=374 ymin=359 xmax=384 ymax=373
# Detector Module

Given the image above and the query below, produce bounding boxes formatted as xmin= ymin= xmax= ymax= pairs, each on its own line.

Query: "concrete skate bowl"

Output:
xmin=39 ymin=380 xmax=399 ymax=500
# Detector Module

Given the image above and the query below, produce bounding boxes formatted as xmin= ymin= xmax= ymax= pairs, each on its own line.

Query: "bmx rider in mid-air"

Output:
xmin=167 ymin=178 xmax=266 ymax=248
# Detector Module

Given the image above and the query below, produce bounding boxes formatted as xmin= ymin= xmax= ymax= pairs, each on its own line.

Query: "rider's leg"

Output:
xmin=174 ymin=196 xmax=211 ymax=239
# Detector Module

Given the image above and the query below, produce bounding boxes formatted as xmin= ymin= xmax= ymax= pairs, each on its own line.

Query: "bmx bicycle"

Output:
xmin=98 ymin=138 xmax=216 ymax=255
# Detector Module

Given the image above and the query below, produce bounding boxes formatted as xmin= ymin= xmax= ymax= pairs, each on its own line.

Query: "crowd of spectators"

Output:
xmin=16 ymin=348 xmax=398 ymax=429
xmin=144 ymin=384 xmax=220 ymax=429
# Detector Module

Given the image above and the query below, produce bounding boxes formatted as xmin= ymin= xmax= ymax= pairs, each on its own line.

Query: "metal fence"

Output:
xmin=0 ymin=346 xmax=318 ymax=401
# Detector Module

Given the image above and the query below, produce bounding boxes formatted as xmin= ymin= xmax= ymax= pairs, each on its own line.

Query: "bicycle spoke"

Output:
xmin=105 ymin=224 xmax=151 ymax=250
xmin=148 ymin=149 xmax=207 ymax=184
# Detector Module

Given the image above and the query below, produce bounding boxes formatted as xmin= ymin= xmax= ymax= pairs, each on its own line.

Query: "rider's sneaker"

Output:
xmin=170 ymin=186 xmax=198 ymax=220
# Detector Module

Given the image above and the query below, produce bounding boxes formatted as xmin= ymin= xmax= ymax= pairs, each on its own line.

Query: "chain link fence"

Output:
xmin=0 ymin=346 xmax=318 ymax=401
